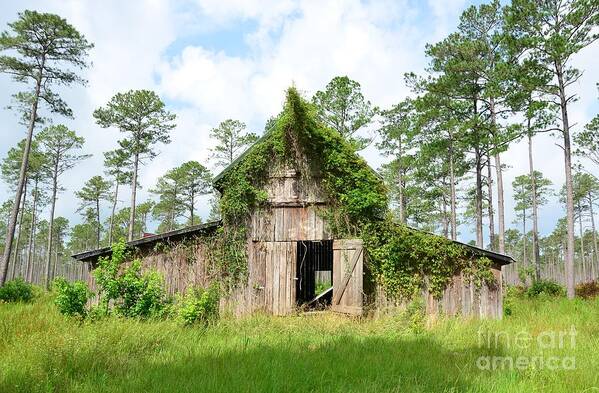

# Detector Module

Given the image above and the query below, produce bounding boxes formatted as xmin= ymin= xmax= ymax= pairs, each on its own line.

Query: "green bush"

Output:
xmin=94 ymin=241 xmax=169 ymax=319
xmin=177 ymin=284 xmax=220 ymax=326
xmin=575 ymin=281 xmax=599 ymax=299
xmin=503 ymin=285 xmax=527 ymax=316
xmin=116 ymin=261 xmax=169 ymax=318
xmin=53 ymin=278 xmax=93 ymax=318
xmin=0 ymin=278 xmax=34 ymax=303
xmin=527 ymin=280 xmax=565 ymax=298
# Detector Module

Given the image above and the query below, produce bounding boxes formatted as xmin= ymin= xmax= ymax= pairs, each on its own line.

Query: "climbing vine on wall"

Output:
xmin=215 ymin=87 xmax=495 ymax=299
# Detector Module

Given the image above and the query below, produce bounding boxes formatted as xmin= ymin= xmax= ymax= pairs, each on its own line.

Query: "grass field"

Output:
xmin=1 ymin=295 xmax=598 ymax=393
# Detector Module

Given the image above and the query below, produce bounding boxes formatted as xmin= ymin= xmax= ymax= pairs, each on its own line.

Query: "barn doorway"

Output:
xmin=296 ymin=240 xmax=333 ymax=308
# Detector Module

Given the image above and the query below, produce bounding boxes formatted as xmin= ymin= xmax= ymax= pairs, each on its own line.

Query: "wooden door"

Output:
xmin=332 ymin=239 xmax=363 ymax=315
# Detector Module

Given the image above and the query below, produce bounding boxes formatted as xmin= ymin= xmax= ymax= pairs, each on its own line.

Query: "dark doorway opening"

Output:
xmin=296 ymin=240 xmax=333 ymax=307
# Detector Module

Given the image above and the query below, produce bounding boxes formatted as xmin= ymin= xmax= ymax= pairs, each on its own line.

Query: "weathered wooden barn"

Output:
xmin=73 ymin=89 xmax=513 ymax=319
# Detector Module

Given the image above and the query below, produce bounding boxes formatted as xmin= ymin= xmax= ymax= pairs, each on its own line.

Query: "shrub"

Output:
xmin=527 ymin=280 xmax=565 ymax=298
xmin=0 ymin=278 xmax=34 ymax=303
xmin=177 ymin=284 xmax=220 ymax=326
xmin=504 ymin=285 xmax=527 ymax=316
xmin=94 ymin=241 xmax=170 ymax=319
xmin=116 ymin=261 xmax=169 ymax=318
xmin=575 ymin=281 xmax=599 ymax=300
xmin=53 ymin=278 xmax=93 ymax=318
xmin=397 ymin=298 xmax=425 ymax=333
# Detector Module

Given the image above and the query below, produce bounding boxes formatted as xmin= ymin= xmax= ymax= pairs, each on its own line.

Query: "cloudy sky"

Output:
xmin=0 ymin=0 xmax=597 ymax=245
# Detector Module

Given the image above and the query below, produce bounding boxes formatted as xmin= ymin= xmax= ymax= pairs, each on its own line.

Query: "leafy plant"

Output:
xmin=177 ymin=284 xmax=220 ymax=326
xmin=53 ymin=277 xmax=92 ymax=318
xmin=401 ymin=298 xmax=426 ymax=334
xmin=93 ymin=240 xmax=169 ymax=319
xmin=118 ymin=262 xmax=168 ymax=318
xmin=527 ymin=280 xmax=565 ymax=298
xmin=0 ymin=278 xmax=34 ymax=303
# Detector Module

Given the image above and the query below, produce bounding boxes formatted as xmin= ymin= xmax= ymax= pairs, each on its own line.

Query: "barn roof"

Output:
xmin=71 ymin=220 xmax=221 ymax=263
xmin=72 ymin=219 xmax=513 ymax=266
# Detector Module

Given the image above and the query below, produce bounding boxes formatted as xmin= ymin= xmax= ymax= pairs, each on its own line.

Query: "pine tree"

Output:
xmin=37 ymin=125 xmax=89 ymax=288
xmin=94 ymin=90 xmax=175 ymax=241
xmin=312 ymin=76 xmax=375 ymax=150
xmin=0 ymin=10 xmax=92 ymax=285
xmin=210 ymin=120 xmax=258 ymax=168
xmin=76 ymin=176 xmax=111 ymax=248
xmin=505 ymin=0 xmax=599 ymax=298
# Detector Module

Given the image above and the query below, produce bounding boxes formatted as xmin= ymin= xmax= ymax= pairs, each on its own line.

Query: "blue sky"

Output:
xmin=0 ymin=0 xmax=597 ymax=247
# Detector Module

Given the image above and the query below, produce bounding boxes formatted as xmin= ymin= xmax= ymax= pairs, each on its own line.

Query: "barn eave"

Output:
xmin=71 ymin=220 xmax=222 ymax=263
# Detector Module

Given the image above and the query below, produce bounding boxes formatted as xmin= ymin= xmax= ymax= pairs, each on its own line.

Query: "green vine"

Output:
xmin=213 ymin=87 xmax=496 ymax=299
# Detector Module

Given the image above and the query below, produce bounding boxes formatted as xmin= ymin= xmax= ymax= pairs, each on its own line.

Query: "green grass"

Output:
xmin=1 ymin=295 xmax=598 ymax=393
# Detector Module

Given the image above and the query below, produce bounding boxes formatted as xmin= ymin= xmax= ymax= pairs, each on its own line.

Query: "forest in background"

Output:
xmin=0 ymin=0 xmax=597 ymax=296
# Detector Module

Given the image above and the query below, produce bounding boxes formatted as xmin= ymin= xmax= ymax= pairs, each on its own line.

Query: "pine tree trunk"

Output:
xmin=397 ymin=137 xmax=405 ymax=224
xmin=528 ymin=130 xmax=541 ymax=282
xmin=522 ymin=207 xmax=527 ymax=268
xmin=588 ymin=193 xmax=598 ymax=273
xmin=45 ymin=173 xmax=58 ymax=289
xmin=578 ymin=206 xmax=586 ymax=281
xmin=556 ymin=63 xmax=576 ymax=298
xmin=128 ymin=154 xmax=139 ymax=242
xmin=487 ymin=155 xmax=495 ymax=250
xmin=190 ymin=190 xmax=195 ymax=226
xmin=26 ymin=178 xmax=39 ymax=282
xmin=108 ymin=182 xmax=119 ymax=245
xmin=495 ymin=153 xmax=506 ymax=254
xmin=489 ymin=98 xmax=505 ymax=254
xmin=0 ymin=68 xmax=43 ymax=285
xmin=11 ymin=181 xmax=28 ymax=280
xmin=475 ymin=148 xmax=484 ymax=248
xmin=442 ymin=196 xmax=449 ymax=238
xmin=449 ymin=131 xmax=457 ymax=240
xmin=96 ymin=198 xmax=101 ymax=248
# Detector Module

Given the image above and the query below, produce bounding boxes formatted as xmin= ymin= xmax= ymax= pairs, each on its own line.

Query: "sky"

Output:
xmin=0 ymin=0 xmax=597 ymax=246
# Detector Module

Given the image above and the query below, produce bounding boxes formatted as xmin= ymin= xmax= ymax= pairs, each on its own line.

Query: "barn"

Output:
xmin=73 ymin=88 xmax=514 ymax=319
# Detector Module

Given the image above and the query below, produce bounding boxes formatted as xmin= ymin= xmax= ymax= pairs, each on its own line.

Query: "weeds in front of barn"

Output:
xmin=1 ymin=293 xmax=598 ymax=393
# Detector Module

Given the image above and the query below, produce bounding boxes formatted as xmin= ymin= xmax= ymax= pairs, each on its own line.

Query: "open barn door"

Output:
xmin=332 ymin=239 xmax=363 ymax=315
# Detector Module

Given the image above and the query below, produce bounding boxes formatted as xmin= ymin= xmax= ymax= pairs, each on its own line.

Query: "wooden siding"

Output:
xmin=251 ymin=207 xmax=331 ymax=242
xmin=332 ymin=239 xmax=364 ymax=315
xmin=424 ymin=264 xmax=503 ymax=319
xmin=226 ymin=241 xmax=296 ymax=316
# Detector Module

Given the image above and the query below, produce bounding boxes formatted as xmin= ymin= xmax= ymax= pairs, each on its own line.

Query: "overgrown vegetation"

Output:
xmin=177 ymin=283 xmax=220 ymax=326
xmin=53 ymin=277 xmax=92 ymax=318
xmin=92 ymin=241 xmax=170 ymax=318
xmin=526 ymin=280 xmax=566 ymax=298
xmin=575 ymin=281 xmax=599 ymax=299
xmin=0 ymin=278 xmax=34 ymax=303
xmin=503 ymin=281 xmax=566 ymax=316
xmin=54 ymin=240 xmax=220 ymax=324
xmin=215 ymin=88 xmax=497 ymax=300
xmin=1 ymin=295 xmax=598 ymax=393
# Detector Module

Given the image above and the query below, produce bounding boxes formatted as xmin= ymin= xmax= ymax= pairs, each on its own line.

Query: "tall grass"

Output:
xmin=1 ymin=294 xmax=597 ymax=392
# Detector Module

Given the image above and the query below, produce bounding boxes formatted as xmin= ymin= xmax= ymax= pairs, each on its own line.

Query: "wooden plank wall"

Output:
xmin=226 ymin=163 xmax=331 ymax=316
xmin=373 ymin=264 xmax=504 ymax=319
xmin=332 ymin=239 xmax=363 ymax=315
xmin=225 ymin=241 xmax=296 ymax=316
xmin=424 ymin=264 xmax=503 ymax=319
